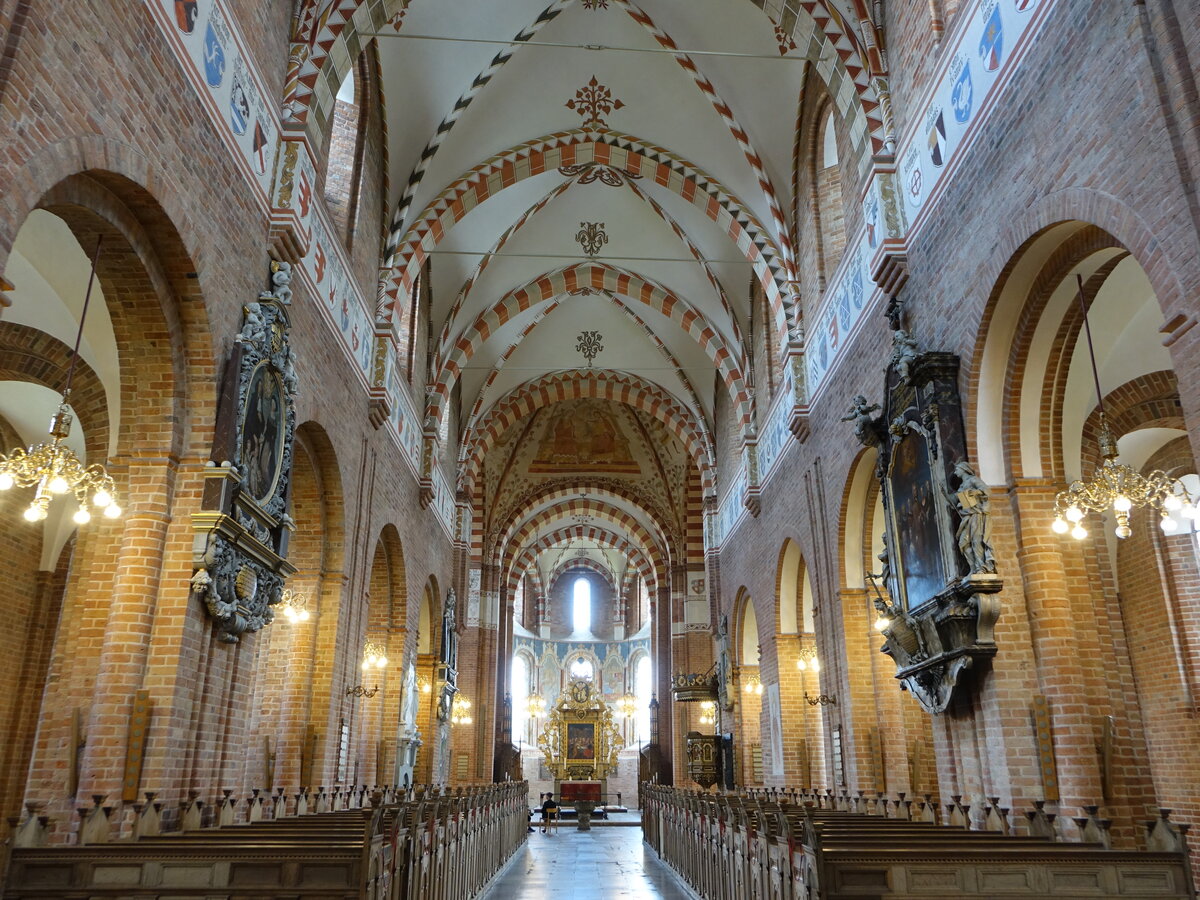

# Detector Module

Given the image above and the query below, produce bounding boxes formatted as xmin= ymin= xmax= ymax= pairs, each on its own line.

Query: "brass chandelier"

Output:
xmin=614 ymin=693 xmax=638 ymax=718
xmin=1050 ymin=275 xmax=1193 ymax=541
xmin=0 ymin=236 xmax=121 ymax=525
xmin=451 ymin=693 xmax=473 ymax=725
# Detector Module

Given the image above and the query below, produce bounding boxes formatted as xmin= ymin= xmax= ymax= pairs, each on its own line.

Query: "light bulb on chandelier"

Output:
xmin=1049 ymin=275 xmax=1193 ymax=542
xmin=0 ymin=237 xmax=122 ymax=527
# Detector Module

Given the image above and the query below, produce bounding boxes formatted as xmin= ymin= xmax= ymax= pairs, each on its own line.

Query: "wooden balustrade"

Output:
xmin=3 ymin=782 xmax=528 ymax=899
xmin=643 ymin=786 xmax=1196 ymax=899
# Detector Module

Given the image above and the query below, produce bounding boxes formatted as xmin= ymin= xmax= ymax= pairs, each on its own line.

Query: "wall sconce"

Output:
xmin=805 ymin=692 xmax=837 ymax=706
xmin=698 ymin=700 xmax=716 ymax=726
xmin=742 ymin=672 xmax=763 ymax=695
xmin=361 ymin=639 xmax=388 ymax=670
xmin=278 ymin=588 xmax=311 ymax=623
xmin=796 ymin=645 xmax=820 ymax=672
xmin=346 ymin=684 xmax=380 ymax=698
xmin=417 ymin=673 xmax=432 ymax=694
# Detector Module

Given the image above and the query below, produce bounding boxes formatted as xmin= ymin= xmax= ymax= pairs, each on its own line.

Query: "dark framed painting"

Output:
xmin=566 ymin=722 xmax=595 ymax=761
xmin=240 ymin=361 xmax=286 ymax=503
xmin=889 ymin=429 xmax=944 ymax=610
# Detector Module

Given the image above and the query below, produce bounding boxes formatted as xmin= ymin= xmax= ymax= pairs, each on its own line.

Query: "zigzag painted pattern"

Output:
xmin=386 ymin=0 xmax=574 ymax=239
xmin=428 ymin=262 xmax=753 ymax=429
xmin=384 ymin=131 xmax=792 ymax=349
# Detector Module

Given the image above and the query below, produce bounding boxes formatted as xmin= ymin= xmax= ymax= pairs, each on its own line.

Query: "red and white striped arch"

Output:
xmin=498 ymin=495 xmax=673 ymax=568
xmin=504 ymin=524 xmax=663 ymax=596
xmin=461 ymin=294 xmax=710 ymax=450
xmin=384 ymin=131 xmax=795 ymax=351
xmin=549 ymin=557 xmax=616 ymax=592
xmin=461 ymin=369 xmax=714 ymax=495
xmin=286 ymin=1 xmax=886 ymax=205
xmin=430 ymin=262 xmax=752 ymax=432
xmin=489 ymin=481 xmax=680 ymax=558
xmin=437 ymin=173 xmax=744 ymax=367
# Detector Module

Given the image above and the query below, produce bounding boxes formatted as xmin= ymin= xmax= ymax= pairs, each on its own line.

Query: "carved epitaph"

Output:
xmin=190 ymin=262 xmax=298 ymax=642
xmin=435 ymin=589 xmax=459 ymax=721
xmin=847 ymin=330 xmax=1002 ymax=713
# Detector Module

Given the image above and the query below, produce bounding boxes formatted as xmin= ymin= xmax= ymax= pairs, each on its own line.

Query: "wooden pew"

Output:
xmin=643 ymin=785 xmax=1196 ymax=899
xmin=3 ymin=783 xmax=529 ymax=900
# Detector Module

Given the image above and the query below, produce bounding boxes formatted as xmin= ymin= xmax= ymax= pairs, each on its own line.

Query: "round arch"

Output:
xmin=462 ymin=369 xmax=714 ymax=494
xmin=429 ymin=262 xmax=754 ymax=432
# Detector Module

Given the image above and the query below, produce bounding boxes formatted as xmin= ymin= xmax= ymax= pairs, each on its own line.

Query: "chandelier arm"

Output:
xmin=63 ymin=236 xmax=103 ymax=398
xmin=1075 ymin=273 xmax=1107 ymax=423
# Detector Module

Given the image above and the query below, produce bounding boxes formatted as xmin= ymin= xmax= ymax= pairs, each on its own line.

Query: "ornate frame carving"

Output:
xmin=189 ymin=262 xmax=299 ymax=643
xmin=537 ymin=679 xmax=623 ymax=781
xmin=845 ymin=325 xmax=1002 ymax=713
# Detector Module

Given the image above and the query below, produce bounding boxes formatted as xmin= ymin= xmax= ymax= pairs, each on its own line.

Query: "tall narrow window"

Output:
xmin=324 ymin=62 xmax=365 ymax=248
xmin=511 ymin=654 xmax=529 ymax=741
xmin=572 ymin=576 xmax=591 ymax=633
xmin=634 ymin=656 xmax=652 ymax=743
xmin=814 ymin=107 xmax=846 ymax=287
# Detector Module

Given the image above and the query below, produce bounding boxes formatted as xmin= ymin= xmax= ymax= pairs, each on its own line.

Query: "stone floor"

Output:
xmin=479 ymin=825 xmax=697 ymax=899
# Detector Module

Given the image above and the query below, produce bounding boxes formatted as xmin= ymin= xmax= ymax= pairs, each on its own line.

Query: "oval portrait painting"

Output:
xmin=241 ymin=362 xmax=285 ymax=504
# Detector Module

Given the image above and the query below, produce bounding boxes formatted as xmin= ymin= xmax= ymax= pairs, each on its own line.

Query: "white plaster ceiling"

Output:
xmin=379 ymin=0 xmax=809 ymax=438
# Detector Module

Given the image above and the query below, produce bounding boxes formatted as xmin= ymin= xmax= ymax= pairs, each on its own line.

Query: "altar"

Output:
xmin=537 ymin=678 xmax=624 ymax=828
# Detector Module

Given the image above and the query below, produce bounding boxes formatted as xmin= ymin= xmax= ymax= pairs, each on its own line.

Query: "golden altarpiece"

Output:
xmin=537 ymin=679 xmax=623 ymax=800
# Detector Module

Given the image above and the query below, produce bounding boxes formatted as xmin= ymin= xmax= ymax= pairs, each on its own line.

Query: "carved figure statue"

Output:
xmin=238 ymin=302 xmax=270 ymax=348
xmin=441 ymin=589 xmax=459 ymax=673
xmin=891 ymin=330 xmax=920 ymax=382
xmin=950 ymin=461 xmax=996 ymax=574
xmin=715 ymin=614 xmax=733 ymax=711
xmin=841 ymin=395 xmax=881 ymax=446
xmin=875 ymin=530 xmax=892 ymax=587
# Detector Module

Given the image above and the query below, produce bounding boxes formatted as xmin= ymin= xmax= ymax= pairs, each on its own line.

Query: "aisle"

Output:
xmin=479 ymin=825 xmax=697 ymax=899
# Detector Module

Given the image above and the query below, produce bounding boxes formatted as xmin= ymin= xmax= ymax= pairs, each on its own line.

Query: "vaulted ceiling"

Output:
xmin=372 ymin=0 xmax=825 ymax=600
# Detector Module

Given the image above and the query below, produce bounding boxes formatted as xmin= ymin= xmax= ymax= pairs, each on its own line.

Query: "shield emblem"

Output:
xmin=252 ymin=119 xmax=269 ymax=175
xmin=978 ymin=5 xmax=1003 ymax=71
xmin=175 ymin=0 xmax=198 ymax=33
xmin=928 ymin=111 xmax=947 ymax=168
xmin=230 ymin=79 xmax=249 ymax=135
xmin=203 ymin=22 xmax=225 ymax=88
xmin=952 ymin=63 xmax=973 ymax=124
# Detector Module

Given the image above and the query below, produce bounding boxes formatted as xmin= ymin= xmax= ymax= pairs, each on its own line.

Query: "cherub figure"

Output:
xmin=841 ymin=394 xmax=881 ymax=446
xmin=891 ymin=330 xmax=920 ymax=382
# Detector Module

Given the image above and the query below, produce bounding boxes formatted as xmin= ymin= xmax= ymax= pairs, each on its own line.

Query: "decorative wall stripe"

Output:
xmin=145 ymin=0 xmax=378 ymax=385
xmin=896 ymin=0 xmax=1055 ymax=232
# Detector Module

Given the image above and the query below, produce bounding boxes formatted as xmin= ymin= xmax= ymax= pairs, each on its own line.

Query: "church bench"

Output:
xmin=3 ymin=783 xmax=529 ymax=900
xmin=643 ymin=786 xmax=1195 ymax=899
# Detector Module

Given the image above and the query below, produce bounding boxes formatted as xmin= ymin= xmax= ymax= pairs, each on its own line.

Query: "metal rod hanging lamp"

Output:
xmin=0 ymin=237 xmax=122 ymax=525
xmin=1050 ymin=274 xmax=1193 ymax=541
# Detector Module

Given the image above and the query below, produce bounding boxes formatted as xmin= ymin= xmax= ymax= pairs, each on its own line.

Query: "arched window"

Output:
xmin=634 ymin=655 xmax=652 ymax=743
xmin=323 ymin=59 xmax=367 ymax=248
xmin=813 ymin=106 xmax=846 ymax=288
xmin=569 ymin=655 xmax=593 ymax=681
xmin=572 ymin=576 xmax=591 ymax=633
xmin=511 ymin=654 xmax=529 ymax=738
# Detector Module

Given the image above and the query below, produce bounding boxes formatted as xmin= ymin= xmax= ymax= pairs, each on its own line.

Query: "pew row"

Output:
xmin=3 ymin=782 xmax=528 ymax=899
xmin=643 ymin=786 xmax=1195 ymax=899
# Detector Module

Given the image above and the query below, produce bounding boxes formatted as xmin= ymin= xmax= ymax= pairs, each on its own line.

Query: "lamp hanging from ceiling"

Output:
xmin=0 ymin=236 xmax=122 ymax=525
xmin=1050 ymin=274 xmax=1194 ymax=541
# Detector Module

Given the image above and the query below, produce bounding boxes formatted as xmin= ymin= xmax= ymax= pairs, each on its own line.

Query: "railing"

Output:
xmin=4 ymin=782 xmax=528 ymax=899
xmin=643 ymin=785 xmax=1195 ymax=899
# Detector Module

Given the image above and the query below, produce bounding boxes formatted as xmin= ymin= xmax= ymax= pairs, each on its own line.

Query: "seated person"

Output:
xmin=540 ymin=793 xmax=559 ymax=832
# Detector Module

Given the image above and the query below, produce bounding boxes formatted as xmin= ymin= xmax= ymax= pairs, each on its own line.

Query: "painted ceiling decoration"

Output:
xmin=277 ymin=0 xmax=899 ymax=601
